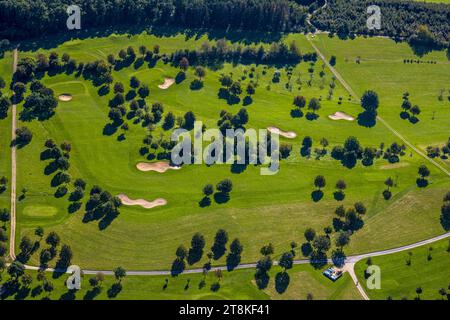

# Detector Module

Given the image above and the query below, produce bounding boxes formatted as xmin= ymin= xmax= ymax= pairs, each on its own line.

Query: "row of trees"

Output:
xmin=20 ymin=80 xmax=58 ymax=121
xmin=217 ymin=108 xmax=249 ymax=132
xmin=171 ymin=229 xmax=243 ymax=276
xmin=171 ymin=41 xmax=317 ymax=68
xmin=291 ymin=95 xmax=321 ymax=119
xmin=330 ymin=136 xmax=405 ymax=168
xmin=0 ymin=209 xmax=10 ymax=259
xmin=0 ymin=175 xmax=8 ymax=194
xmin=0 ymin=76 xmax=11 ymax=119
xmin=426 ymin=137 xmax=450 ymax=160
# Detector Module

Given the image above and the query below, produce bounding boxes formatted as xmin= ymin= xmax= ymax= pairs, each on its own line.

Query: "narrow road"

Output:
xmin=306 ymin=35 xmax=450 ymax=178
xmin=9 ymin=48 xmax=18 ymax=261
xmin=20 ymin=232 xmax=449 ymax=277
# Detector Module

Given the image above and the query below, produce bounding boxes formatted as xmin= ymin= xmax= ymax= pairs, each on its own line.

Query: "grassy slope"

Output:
xmin=4 ymin=31 xmax=448 ymax=271
xmin=0 ymin=263 xmax=361 ymax=300
xmin=311 ymin=34 xmax=450 ymax=254
xmin=355 ymin=238 xmax=450 ymax=300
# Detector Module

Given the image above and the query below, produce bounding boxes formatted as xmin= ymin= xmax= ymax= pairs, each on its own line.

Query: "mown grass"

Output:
xmin=0 ymin=263 xmax=360 ymax=300
xmin=355 ymin=238 xmax=450 ymax=300
xmin=0 ymin=31 xmax=446 ymax=272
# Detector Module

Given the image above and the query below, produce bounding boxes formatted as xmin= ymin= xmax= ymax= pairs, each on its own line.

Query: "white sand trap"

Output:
xmin=267 ymin=126 xmax=297 ymax=139
xmin=329 ymin=111 xmax=354 ymax=121
xmin=117 ymin=194 xmax=167 ymax=209
xmin=158 ymin=78 xmax=175 ymax=89
xmin=58 ymin=94 xmax=73 ymax=102
xmin=136 ymin=161 xmax=181 ymax=173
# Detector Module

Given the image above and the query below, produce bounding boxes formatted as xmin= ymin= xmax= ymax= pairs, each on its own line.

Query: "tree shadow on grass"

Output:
xmin=187 ymin=248 xmax=203 ymax=266
xmin=243 ymin=96 xmax=252 ymax=106
xmin=226 ymin=253 xmax=241 ymax=271
xmin=311 ymin=190 xmax=324 ymax=202
xmin=333 ymin=191 xmax=345 ymax=201
xmin=107 ymin=283 xmax=123 ymax=298
xmin=305 ymin=112 xmax=319 ymax=121
xmin=332 ymin=250 xmax=347 ymax=268
xmin=44 ymin=161 xmax=59 ymax=176
xmin=98 ymin=211 xmax=120 ymax=230
xmin=275 ymin=272 xmax=290 ymax=294
xmin=103 ymin=123 xmax=118 ymax=136
xmin=290 ymin=109 xmax=303 ymax=118
xmin=309 ymin=251 xmax=328 ymax=269
xmin=83 ymin=287 xmax=101 ymax=300
xmin=357 ymin=111 xmax=377 ymax=128
xmin=199 ymin=196 xmax=211 ymax=208
xmin=214 ymin=192 xmax=230 ymax=204
xmin=211 ymin=243 xmax=227 ymax=260
xmin=14 ymin=286 xmax=30 ymax=300
xmin=60 ymin=289 xmax=77 ymax=300
xmin=171 ymin=258 xmax=185 ymax=277
xmin=301 ymin=242 xmax=313 ymax=257
xmin=230 ymin=162 xmax=247 ymax=174
xmin=98 ymin=85 xmax=110 ymax=96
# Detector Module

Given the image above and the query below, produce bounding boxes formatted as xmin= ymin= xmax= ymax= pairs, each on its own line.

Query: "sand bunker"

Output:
xmin=117 ymin=194 xmax=167 ymax=209
xmin=136 ymin=161 xmax=181 ymax=173
xmin=328 ymin=112 xmax=354 ymax=121
xmin=267 ymin=126 xmax=297 ymax=139
xmin=158 ymin=78 xmax=175 ymax=89
xmin=58 ymin=94 xmax=73 ymax=102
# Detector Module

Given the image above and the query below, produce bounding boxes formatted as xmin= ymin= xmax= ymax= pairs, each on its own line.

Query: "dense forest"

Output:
xmin=0 ymin=0 xmax=308 ymax=41
xmin=0 ymin=0 xmax=449 ymax=50
xmin=312 ymin=0 xmax=450 ymax=46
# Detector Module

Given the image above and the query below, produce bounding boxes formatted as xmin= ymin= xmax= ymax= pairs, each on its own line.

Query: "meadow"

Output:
xmin=355 ymin=238 xmax=450 ymax=300
xmin=0 ymin=29 xmax=448 ymax=275
xmin=0 ymin=263 xmax=360 ymax=300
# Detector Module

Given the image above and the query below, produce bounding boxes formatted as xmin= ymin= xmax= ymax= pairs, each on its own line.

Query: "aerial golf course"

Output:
xmin=0 ymin=29 xmax=449 ymax=300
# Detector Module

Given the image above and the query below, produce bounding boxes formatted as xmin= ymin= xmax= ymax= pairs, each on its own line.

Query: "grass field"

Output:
xmin=355 ymin=238 xmax=450 ymax=300
xmin=0 ymin=263 xmax=360 ymax=300
xmin=0 ymin=29 xmax=447 ymax=275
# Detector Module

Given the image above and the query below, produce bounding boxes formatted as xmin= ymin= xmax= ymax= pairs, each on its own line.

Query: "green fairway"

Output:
xmin=0 ymin=263 xmax=361 ymax=300
xmin=0 ymin=30 xmax=446 ymax=274
xmin=355 ymin=238 xmax=450 ymax=300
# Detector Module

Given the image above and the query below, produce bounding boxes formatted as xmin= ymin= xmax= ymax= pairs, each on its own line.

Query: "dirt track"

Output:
xmin=9 ymin=48 xmax=18 ymax=261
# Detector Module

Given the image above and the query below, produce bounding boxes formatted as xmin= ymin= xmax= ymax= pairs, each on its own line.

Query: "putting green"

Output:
xmin=23 ymin=205 xmax=58 ymax=217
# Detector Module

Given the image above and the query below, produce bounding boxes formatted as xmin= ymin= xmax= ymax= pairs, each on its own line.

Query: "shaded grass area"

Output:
xmin=355 ymin=238 xmax=450 ymax=300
